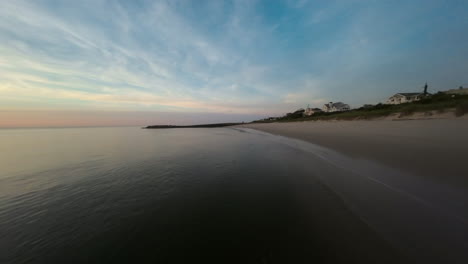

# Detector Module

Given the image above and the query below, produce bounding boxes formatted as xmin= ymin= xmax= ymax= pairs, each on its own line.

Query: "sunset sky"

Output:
xmin=1 ymin=0 xmax=467 ymax=127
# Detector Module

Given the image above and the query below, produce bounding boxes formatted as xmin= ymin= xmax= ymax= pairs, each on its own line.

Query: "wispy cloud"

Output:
xmin=0 ymin=0 xmax=295 ymax=115
xmin=1 ymin=0 xmax=467 ymax=126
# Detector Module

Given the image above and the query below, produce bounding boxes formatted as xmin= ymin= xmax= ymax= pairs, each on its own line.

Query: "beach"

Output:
xmin=241 ymin=119 xmax=468 ymax=188
xmin=237 ymin=119 xmax=468 ymax=262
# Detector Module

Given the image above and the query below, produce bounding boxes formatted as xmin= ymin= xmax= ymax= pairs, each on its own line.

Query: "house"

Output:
xmin=322 ymin=102 xmax=350 ymax=112
xmin=304 ymin=107 xmax=323 ymax=116
xmin=386 ymin=93 xmax=426 ymax=104
xmin=387 ymin=83 xmax=431 ymax=104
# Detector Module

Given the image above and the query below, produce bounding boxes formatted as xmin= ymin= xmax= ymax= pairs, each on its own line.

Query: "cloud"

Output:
xmin=0 ymin=0 xmax=283 ymax=115
xmin=1 ymin=0 xmax=467 ymax=127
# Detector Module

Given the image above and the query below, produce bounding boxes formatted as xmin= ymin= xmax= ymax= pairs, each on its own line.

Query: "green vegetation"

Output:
xmin=254 ymin=93 xmax=468 ymax=123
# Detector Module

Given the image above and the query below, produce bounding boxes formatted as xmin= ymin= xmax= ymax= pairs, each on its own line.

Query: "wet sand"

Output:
xmin=241 ymin=119 xmax=468 ymax=188
xmin=237 ymin=120 xmax=468 ymax=262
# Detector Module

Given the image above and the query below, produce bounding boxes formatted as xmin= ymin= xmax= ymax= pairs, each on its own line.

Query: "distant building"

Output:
xmin=322 ymin=102 xmax=350 ymax=112
xmin=304 ymin=107 xmax=323 ymax=116
xmin=387 ymin=83 xmax=431 ymax=105
xmin=386 ymin=93 xmax=426 ymax=104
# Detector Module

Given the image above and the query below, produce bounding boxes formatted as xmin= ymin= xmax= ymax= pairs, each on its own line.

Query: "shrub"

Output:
xmin=419 ymin=98 xmax=433 ymax=104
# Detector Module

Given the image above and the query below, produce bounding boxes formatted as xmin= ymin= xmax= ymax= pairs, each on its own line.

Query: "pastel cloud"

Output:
xmin=0 ymin=0 xmax=467 ymax=127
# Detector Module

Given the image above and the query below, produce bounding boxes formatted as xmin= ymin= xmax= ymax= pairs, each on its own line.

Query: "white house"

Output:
xmin=322 ymin=102 xmax=350 ymax=112
xmin=386 ymin=93 xmax=425 ymax=105
xmin=387 ymin=83 xmax=431 ymax=104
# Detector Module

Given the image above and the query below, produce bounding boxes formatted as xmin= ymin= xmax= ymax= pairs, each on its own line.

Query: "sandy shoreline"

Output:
xmin=237 ymin=119 xmax=468 ymax=262
xmin=239 ymin=119 xmax=468 ymax=188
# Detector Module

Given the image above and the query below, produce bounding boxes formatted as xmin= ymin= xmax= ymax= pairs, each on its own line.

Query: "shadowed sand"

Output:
xmin=237 ymin=119 xmax=468 ymax=263
xmin=241 ymin=119 xmax=468 ymax=188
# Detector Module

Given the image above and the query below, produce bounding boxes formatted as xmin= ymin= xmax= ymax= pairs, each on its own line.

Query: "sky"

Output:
xmin=1 ymin=0 xmax=467 ymax=127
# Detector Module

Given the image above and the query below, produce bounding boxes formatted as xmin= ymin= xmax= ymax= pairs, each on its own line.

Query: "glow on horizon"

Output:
xmin=1 ymin=0 xmax=467 ymax=127
xmin=0 ymin=110 xmax=262 ymax=128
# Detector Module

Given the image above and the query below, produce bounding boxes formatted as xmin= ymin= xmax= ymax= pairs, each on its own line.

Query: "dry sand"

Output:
xmin=240 ymin=118 xmax=468 ymax=188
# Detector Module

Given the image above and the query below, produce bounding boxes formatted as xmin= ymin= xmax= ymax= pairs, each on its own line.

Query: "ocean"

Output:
xmin=0 ymin=126 xmax=406 ymax=263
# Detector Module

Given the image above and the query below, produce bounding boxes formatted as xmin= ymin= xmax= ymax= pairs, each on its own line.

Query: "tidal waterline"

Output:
xmin=0 ymin=127 xmax=398 ymax=263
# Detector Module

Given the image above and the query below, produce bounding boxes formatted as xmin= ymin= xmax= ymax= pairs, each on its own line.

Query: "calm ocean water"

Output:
xmin=0 ymin=127 xmax=398 ymax=263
